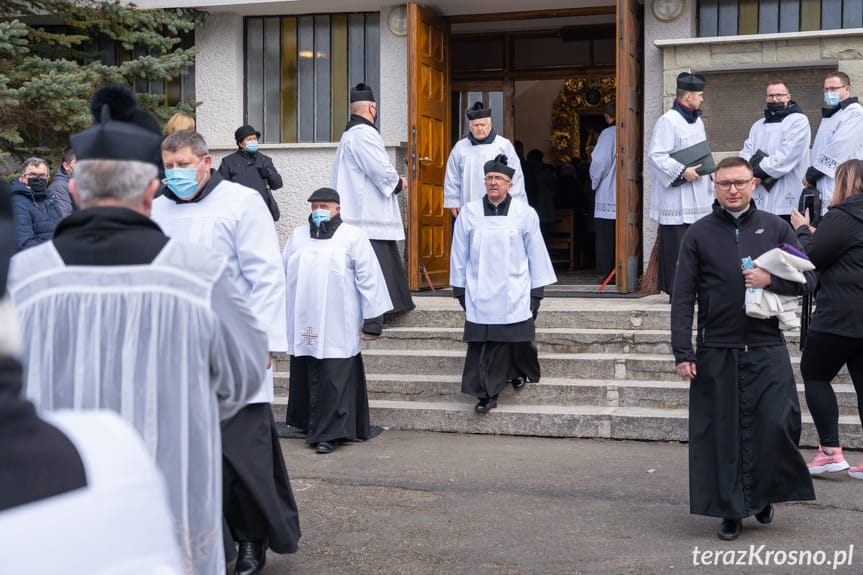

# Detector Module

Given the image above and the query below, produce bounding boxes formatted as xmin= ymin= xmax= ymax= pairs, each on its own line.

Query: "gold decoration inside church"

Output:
xmin=551 ymin=76 xmax=617 ymax=165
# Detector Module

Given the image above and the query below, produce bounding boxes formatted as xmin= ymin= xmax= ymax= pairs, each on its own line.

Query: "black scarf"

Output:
xmin=53 ymin=207 xmax=168 ymax=266
xmin=345 ymin=114 xmax=378 ymax=132
xmin=764 ymin=100 xmax=804 ymax=123
xmin=469 ymin=127 xmax=497 ymax=146
xmin=308 ymin=212 xmax=343 ymax=239
xmin=672 ymin=99 xmax=702 ymax=124
xmin=822 ymin=96 xmax=859 ymax=118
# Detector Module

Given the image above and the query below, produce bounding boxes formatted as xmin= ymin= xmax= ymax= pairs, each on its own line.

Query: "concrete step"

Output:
xmin=275 ymin=349 xmax=841 ymax=385
xmin=361 ymin=400 xmax=863 ymax=449
xmin=361 ymin=326 xmax=804 ymax=356
xmin=274 ymin=372 xmax=859 ymax=416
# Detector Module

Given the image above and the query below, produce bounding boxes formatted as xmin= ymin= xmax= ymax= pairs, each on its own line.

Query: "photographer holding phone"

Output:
xmin=791 ymin=158 xmax=863 ymax=481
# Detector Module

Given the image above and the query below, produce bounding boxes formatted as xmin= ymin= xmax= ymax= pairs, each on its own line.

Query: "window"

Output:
xmin=245 ymin=13 xmax=381 ymax=143
xmin=699 ymin=0 xmax=863 ymax=36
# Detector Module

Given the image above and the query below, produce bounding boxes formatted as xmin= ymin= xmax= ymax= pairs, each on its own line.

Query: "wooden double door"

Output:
xmin=405 ymin=1 xmax=643 ymax=292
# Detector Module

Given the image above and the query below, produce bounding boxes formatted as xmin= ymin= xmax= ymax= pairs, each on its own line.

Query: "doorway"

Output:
xmin=406 ymin=4 xmax=643 ymax=292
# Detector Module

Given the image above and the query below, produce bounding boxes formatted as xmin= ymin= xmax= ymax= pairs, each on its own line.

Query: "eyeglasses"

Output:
xmin=23 ymin=172 xmax=48 ymax=178
xmin=824 ymin=85 xmax=848 ymax=93
xmin=484 ymin=175 xmax=510 ymax=184
xmin=715 ymin=179 xmax=753 ymax=191
xmin=765 ymin=93 xmax=789 ymax=101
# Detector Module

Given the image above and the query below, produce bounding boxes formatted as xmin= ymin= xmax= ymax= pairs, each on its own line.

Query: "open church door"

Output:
xmin=407 ymin=2 xmax=451 ymax=290
xmin=615 ymin=0 xmax=644 ymax=293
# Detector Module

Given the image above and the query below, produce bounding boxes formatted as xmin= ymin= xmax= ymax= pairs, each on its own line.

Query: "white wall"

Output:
xmin=194 ymin=6 xmax=408 ymax=244
xmin=514 ymin=79 xmax=566 ymax=162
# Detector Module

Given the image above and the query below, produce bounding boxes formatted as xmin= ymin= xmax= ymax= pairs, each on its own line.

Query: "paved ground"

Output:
xmin=262 ymin=430 xmax=863 ymax=575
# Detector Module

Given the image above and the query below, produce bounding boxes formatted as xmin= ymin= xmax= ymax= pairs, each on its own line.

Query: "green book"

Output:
xmin=670 ymin=141 xmax=715 ymax=187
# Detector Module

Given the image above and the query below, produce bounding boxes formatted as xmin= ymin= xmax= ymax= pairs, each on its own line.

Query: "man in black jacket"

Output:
xmin=671 ymin=156 xmax=815 ymax=541
xmin=218 ymin=125 xmax=284 ymax=221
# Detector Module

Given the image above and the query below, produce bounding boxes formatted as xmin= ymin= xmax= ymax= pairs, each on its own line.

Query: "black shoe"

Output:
xmin=755 ymin=504 xmax=774 ymax=524
xmin=234 ymin=539 xmax=267 ymax=575
xmin=511 ymin=376 xmax=526 ymax=390
xmin=474 ymin=396 xmax=498 ymax=413
xmin=717 ymin=518 xmax=741 ymax=541
xmin=316 ymin=441 xmax=336 ymax=454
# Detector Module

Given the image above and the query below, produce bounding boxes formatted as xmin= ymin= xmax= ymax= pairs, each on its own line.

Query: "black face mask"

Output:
xmin=765 ymin=102 xmax=787 ymax=113
xmin=27 ymin=177 xmax=47 ymax=193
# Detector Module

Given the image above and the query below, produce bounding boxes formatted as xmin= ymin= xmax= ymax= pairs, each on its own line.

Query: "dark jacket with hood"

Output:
xmin=796 ymin=193 xmax=863 ymax=337
xmin=671 ymin=200 xmax=813 ymax=364
xmin=47 ymin=165 xmax=76 ymax=217
xmin=10 ymin=178 xmax=65 ymax=251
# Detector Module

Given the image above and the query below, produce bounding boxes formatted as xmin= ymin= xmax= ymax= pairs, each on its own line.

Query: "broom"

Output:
xmin=638 ymin=224 xmax=661 ymax=294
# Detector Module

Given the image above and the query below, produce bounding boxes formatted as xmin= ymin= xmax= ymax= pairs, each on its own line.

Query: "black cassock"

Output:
xmin=461 ymin=317 xmax=541 ymax=400
xmin=222 ymin=404 xmax=301 ymax=555
xmin=286 ymin=355 xmax=371 ymax=444
xmin=689 ymin=346 xmax=815 ymax=518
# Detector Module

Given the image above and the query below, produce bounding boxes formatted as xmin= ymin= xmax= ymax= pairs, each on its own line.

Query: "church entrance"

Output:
xmin=406 ymin=3 xmax=644 ymax=293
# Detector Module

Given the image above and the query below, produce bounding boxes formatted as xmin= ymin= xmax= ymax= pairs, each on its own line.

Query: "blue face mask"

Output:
xmin=244 ymin=140 xmax=259 ymax=153
xmin=825 ymin=92 xmax=842 ymax=107
xmin=165 ymin=159 xmax=204 ymax=200
xmin=311 ymin=209 xmax=331 ymax=227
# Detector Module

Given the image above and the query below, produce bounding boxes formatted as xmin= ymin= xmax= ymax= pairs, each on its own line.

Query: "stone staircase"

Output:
xmin=273 ymin=293 xmax=863 ymax=448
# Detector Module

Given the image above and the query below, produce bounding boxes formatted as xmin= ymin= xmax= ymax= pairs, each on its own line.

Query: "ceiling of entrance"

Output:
xmin=427 ymin=0 xmax=615 ymax=14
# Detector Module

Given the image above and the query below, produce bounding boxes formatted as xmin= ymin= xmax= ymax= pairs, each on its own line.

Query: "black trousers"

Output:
xmin=658 ymin=224 xmax=689 ymax=296
xmin=594 ymin=218 xmax=616 ymax=277
xmin=800 ymin=329 xmax=863 ymax=447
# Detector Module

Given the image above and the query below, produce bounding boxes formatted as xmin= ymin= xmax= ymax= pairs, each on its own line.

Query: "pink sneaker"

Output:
xmin=808 ymin=445 xmax=850 ymax=475
xmin=849 ymin=463 xmax=863 ymax=480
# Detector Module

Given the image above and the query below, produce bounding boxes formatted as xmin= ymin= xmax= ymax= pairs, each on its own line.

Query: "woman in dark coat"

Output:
xmin=791 ymin=158 xmax=863 ymax=480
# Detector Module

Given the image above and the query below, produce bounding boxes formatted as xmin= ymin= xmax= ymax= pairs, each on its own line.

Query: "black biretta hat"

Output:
xmin=483 ymin=154 xmax=515 ymax=179
xmin=677 ymin=72 xmax=707 ymax=91
xmin=307 ymin=187 xmax=340 ymax=204
xmin=235 ymin=125 xmax=261 ymax=144
xmin=72 ymin=85 xmax=163 ymax=165
xmin=350 ymin=83 xmax=375 ymax=103
xmin=466 ymin=102 xmax=492 ymax=121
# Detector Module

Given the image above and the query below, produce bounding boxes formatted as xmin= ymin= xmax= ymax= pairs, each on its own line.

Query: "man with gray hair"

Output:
xmin=152 ymin=128 xmax=300 ymax=575
xmin=8 ymin=85 xmax=268 ymax=575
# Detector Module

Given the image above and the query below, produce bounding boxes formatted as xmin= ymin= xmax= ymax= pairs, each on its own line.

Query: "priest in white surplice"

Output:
xmin=331 ymin=83 xmax=414 ymax=318
xmin=803 ymin=71 xmax=863 ymax=212
xmin=1 ymin=180 xmax=181 ymax=575
xmin=151 ymin=129 xmax=300 ymax=575
xmin=444 ymin=101 xmax=526 ymax=217
xmin=648 ymin=72 xmax=715 ymax=296
xmin=739 ymin=80 xmax=810 ymax=221
xmin=7 ymin=86 xmax=268 ymax=575
xmin=451 ymin=155 xmax=556 ymax=414
xmin=283 ymin=187 xmax=391 ymax=454
xmin=589 ymin=102 xmax=617 ymax=278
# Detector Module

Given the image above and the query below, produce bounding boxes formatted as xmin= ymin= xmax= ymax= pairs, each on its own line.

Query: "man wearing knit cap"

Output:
xmin=218 ymin=124 xmax=284 ymax=221
xmin=331 ymin=82 xmax=414 ymax=319
xmin=450 ymin=155 xmax=556 ymax=413
xmin=283 ymin=187 xmax=391 ymax=454
xmin=444 ymin=101 xmax=526 ymax=217
xmin=648 ymin=71 xmax=715 ymax=297
xmin=7 ymin=84 xmax=268 ymax=575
